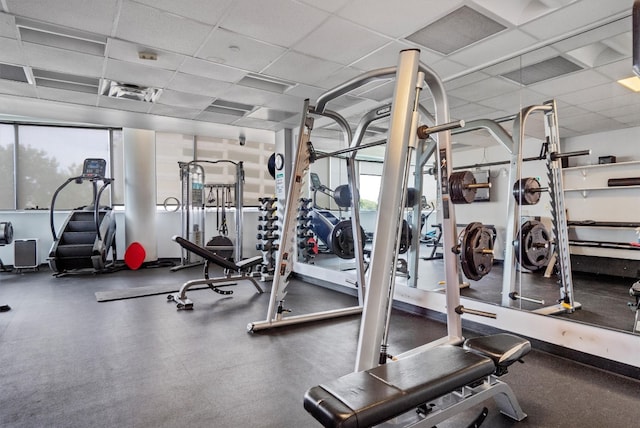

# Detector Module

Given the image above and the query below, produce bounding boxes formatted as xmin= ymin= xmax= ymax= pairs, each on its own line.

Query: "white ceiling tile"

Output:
xmin=232 ymin=116 xmax=279 ymax=131
xmin=0 ymin=12 xmax=17 ymax=39
xmin=179 ymin=57 xmax=247 ymax=83
xmin=557 ymin=105 xmax=590 ymax=120
xmin=561 ymin=114 xmax=625 ymax=134
xmin=116 ymin=1 xmax=213 ymax=55
xmin=132 ymin=0 xmax=234 ymax=26
xmin=448 ymin=30 xmax=538 ymax=68
xmin=528 ymin=69 xmax=610 ymax=96
xmin=263 ymin=93 xmax=305 ymax=113
xmin=0 ymin=37 xmax=25 ymax=64
xmin=615 ymin=114 xmax=640 ymax=126
xmin=449 ymin=76 xmax=521 ymax=103
xmin=428 ymin=58 xmax=468 ymax=79
xmin=472 ymin=0 xmax=577 ymax=26
xmin=550 ymin=16 xmax=631 ymax=53
xmin=352 ymin=41 xmax=437 ymax=71
xmin=5 ymin=0 xmax=119 ymax=35
xmin=106 ymin=39 xmax=186 ymax=72
xmin=598 ymin=101 xmax=640 ymax=119
xmin=339 ymin=0 xmax=463 ymax=39
xmin=445 ymin=71 xmax=491 ymax=91
xmin=450 ymin=102 xmax=503 ymax=121
xmin=97 ymin=95 xmax=152 ymax=113
xmin=285 ymin=83 xmax=325 ymax=101
xmin=0 ymin=80 xmax=37 ymax=97
xmin=23 ymin=42 xmax=104 ymax=77
xmin=556 ymin=82 xmax=631 ymax=105
xmin=104 ymin=59 xmax=176 ymax=88
xmin=218 ymin=85 xmax=276 ymax=107
xmin=579 ymin=92 xmax=640 ymax=112
xmin=263 ymin=51 xmax=343 ymax=86
xmin=480 ymin=46 xmax=560 ymax=76
xmin=36 ymin=86 xmax=98 ymax=106
xmin=594 ymin=58 xmax=636 ymax=81
xmin=477 ymin=88 xmax=547 ymax=113
xmin=156 ymin=89 xmax=214 ymax=110
xmin=166 ymin=73 xmax=231 ymax=98
xmin=314 ymin=67 xmax=365 ymax=91
xmin=520 ymin=0 xmax=631 ymax=41
xmin=220 ymin=0 xmax=328 ymax=47
xmin=294 ymin=16 xmax=390 ymax=66
xmin=298 ymin=0 xmax=350 ymax=13
xmin=196 ymin=28 xmax=286 ymax=72
xmin=195 ymin=110 xmax=238 ymax=124
xmin=148 ymin=103 xmax=202 ymax=120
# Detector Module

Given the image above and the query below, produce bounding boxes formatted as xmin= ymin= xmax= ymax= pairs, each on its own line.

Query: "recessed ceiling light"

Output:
xmin=617 ymin=76 xmax=640 ymax=92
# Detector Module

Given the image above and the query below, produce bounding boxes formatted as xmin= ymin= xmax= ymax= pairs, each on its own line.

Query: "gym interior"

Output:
xmin=1 ymin=1 xmax=639 ymax=427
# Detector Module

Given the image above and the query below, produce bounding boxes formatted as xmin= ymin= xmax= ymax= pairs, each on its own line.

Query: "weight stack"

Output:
xmin=257 ymin=197 xmax=279 ymax=281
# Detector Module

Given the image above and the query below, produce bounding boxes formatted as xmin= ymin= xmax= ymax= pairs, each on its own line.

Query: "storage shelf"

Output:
xmin=563 ymin=160 xmax=640 ymax=171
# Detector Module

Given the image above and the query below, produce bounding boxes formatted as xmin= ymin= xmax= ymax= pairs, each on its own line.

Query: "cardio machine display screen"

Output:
xmin=82 ymin=158 xmax=107 ymax=178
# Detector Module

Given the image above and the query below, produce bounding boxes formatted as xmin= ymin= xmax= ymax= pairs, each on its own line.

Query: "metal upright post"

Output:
xmin=235 ymin=161 xmax=244 ymax=261
xmin=355 ymin=49 xmax=421 ymax=372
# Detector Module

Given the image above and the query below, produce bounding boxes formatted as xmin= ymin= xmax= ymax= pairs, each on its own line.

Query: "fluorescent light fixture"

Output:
xmin=617 ymin=75 xmax=640 ymax=92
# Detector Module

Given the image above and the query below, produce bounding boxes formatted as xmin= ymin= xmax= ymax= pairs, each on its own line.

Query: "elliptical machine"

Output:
xmin=48 ymin=158 xmax=117 ymax=275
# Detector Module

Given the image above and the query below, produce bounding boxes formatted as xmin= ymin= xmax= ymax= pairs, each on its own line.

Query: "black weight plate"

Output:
xmin=515 ymin=220 xmax=551 ymax=271
xmin=206 ymin=235 xmax=234 ymax=260
xmin=450 ymin=171 xmax=476 ymax=204
xmin=513 ymin=177 xmax=541 ymax=205
xmin=0 ymin=221 xmax=13 ymax=245
xmin=328 ymin=220 xmax=365 ymax=260
xmin=333 ymin=185 xmax=352 ymax=208
xmin=398 ymin=219 xmax=412 ymax=254
xmin=267 ymin=153 xmax=276 ymax=179
xmin=460 ymin=222 xmax=494 ymax=281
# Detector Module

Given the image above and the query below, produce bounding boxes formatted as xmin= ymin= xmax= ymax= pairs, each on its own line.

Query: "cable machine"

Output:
xmin=171 ymin=160 xmax=244 ymax=271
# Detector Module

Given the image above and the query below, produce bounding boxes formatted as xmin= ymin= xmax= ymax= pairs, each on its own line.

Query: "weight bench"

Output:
xmin=304 ymin=333 xmax=531 ymax=428
xmin=167 ymin=236 xmax=264 ymax=310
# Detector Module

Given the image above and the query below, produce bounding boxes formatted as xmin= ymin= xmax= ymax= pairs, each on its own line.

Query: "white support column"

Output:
xmin=123 ymin=128 xmax=157 ymax=262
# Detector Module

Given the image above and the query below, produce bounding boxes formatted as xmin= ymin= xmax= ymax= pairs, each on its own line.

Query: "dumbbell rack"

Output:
xmin=256 ymin=197 xmax=279 ymax=282
xmin=297 ymin=198 xmax=316 ymax=263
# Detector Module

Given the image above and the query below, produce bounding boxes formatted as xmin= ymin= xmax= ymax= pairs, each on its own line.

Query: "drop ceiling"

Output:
xmin=0 ymin=0 xmax=637 ymax=144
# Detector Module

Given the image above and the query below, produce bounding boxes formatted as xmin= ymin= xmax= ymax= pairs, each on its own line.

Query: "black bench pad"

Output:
xmin=173 ymin=236 xmax=239 ymax=271
xmin=463 ymin=333 xmax=531 ymax=368
xmin=303 ymin=345 xmax=495 ymax=428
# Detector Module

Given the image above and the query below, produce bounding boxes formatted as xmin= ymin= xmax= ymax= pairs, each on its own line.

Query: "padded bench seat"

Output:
xmin=304 ymin=345 xmax=495 ymax=428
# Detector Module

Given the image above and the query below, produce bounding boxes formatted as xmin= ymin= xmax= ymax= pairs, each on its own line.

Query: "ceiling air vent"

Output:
xmin=237 ymin=73 xmax=295 ymax=93
xmin=205 ymin=99 xmax=255 ymax=117
xmin=100 ymin=80 xmax=162 ymax=102
xmin=501 ymin=56 xmax=583 ymax=85
xmin=407 ymin=6 xmax=506 ymax=55
xmin=16 ymin=17 xmax=106 ymax=56
xmin=0 ymin=62 xmax=30 ymax=83
xmin=33 ymin=69 xmax=99 ymax=94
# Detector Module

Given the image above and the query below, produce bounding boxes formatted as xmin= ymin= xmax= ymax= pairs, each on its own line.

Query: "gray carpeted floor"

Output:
xmin=0 ymin=266 xmax=638 ymax=427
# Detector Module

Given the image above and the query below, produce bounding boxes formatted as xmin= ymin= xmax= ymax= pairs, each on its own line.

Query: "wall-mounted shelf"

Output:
xmin=563 ymin=160 xmax=640 ymax=172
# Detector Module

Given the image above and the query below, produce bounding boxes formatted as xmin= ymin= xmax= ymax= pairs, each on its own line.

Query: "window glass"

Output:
xmin=17 ymin=126 xmax=110 ymax=210
xmin=0 ymin=124 xmax=15 ymax=209
xmin=359 ymin=174 xmax=381 ymax=210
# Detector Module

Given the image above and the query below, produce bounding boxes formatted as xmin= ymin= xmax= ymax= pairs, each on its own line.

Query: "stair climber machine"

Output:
xmin=308 ymin=172 xmax=365 ymax=260
xmin=49 ymin=158 xmax=117 ymax=276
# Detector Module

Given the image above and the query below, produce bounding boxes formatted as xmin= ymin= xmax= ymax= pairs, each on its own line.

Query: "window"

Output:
xmin=16 ymin=126 xmax=111 ymax=210
xmin=359 ymin=174 xmax=381 ymax=210
xmin=0 ymin=124 xmax=15 ymax=209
